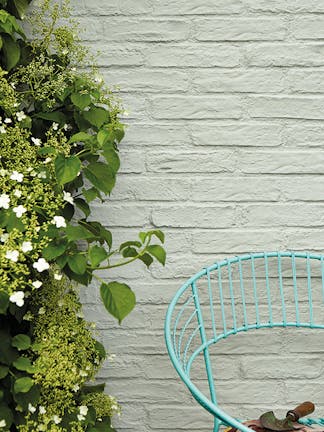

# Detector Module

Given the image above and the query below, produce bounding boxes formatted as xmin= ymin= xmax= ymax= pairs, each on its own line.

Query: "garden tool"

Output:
xmin=259 ymin=402 xmax=315 ymax=431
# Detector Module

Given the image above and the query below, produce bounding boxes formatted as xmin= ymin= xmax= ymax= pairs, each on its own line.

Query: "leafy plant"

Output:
xmin=0 ymin=0 xmax=166 ymax=430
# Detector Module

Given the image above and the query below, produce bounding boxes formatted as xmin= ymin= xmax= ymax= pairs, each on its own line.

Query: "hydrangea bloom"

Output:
xmin=33 ymin=258 xmax=50 ymax=272
xmin=0 ymin=193 xmax=10 ymax=209
xmin=21 ymin=241 xmax=33 ymax=253
xmin=13 ymin=205 xmax=27 ymax=218
xmin=52 ymin=216 xmax=66 ymax=228
xmin=5 ymin=250 xmax=19 ymax=262
xmin=10 ymin=171 xmax=23 ymax=182
xmin=9 ymin=291 xmax=24 ymax=307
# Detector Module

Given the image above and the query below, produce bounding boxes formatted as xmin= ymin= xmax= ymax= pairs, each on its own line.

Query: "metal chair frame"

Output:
xmin=165 ymin=251 xmax=324 ymax=432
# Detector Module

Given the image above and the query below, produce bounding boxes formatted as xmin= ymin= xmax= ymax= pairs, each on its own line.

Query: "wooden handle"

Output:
xmin=286 ymin=401 xmax=315 ymax=421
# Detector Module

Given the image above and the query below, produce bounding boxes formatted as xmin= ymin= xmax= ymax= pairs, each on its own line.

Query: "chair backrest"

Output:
xmin=165 ymin=251 xmax=324 ymax=412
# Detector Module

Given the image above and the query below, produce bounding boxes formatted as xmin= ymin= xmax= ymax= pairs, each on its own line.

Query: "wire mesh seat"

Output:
xmin=165 ymin=251 xmax=324 ymax=432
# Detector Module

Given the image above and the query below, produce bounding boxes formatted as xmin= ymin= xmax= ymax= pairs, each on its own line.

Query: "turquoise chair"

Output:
xmin=165 ymin=251 xmax=324 ymax=432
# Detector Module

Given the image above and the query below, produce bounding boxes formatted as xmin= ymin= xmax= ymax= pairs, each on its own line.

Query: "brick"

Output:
xmin=241 ymin=355 xmax=322 ymax=379
xmin=102 ymin=18 xmax=190 ymax=42
xmin=293 ymin=17 xmax=324 ymax=40
xmin=71 ymin=0 xmax=152 ymax=15
xmin=122 ymin=122 xmax=191 ymax=147
xmin=241 ymin=204 xmax=324 ymax=227
xmin=146 ymin=150 xmax=235 ymax=173
xmin=110 ymin=175 xmax=191 ymax=201
xmin=192 ymin=69 xmax=285 ymax=93
xmin=192 ymin=229 xmax=285 ymax=253
xmin=285 ymin=229 xmax=324 ymax=251
xmin=149 ymin=406 xmax=213 ymax=429
xmin=90 ymin=203 xmax=151 ymax=227
xmin=150 ymin=96 xmax=242 ymax=119
xmin=285 ymin=122 xmax=324 ymax=147
xmin=119 ymin=94 xmax=148 ymax=120
xmin=152 ymin=204 xmax=236 ymax=228
xmin=92 ymin=44 xmax=144 ymax=67
xmin=280 ymin=177 xmax=324 ymax=201
xmin=194 ymin=18 xmax=286 ymax=41
xmin=244 ymin=0 xmax=324 ymax=12
xmin=247 ymin=96 xmax=324 ymax=120
xmin=152 ymin=0 xmax=244 ymax=15
xmin=237 ymin=150 xmax=324 ymax=174
xmin=287 ymin=70 xmax=324 ymax=93
xmin=101 ymin=69 xmax=189 ymax=92
xmin=245 ymin=44 xmax=324 ymax=67
xmin=192 ymin=177 xmax=281 ymax=202
xmin=190 ymin=122 xmax=283 ymax=147
xmin=147 ymin=44 xmax=242 ymax=67
xmin=118 ymin=149 xmax=146 ymax=173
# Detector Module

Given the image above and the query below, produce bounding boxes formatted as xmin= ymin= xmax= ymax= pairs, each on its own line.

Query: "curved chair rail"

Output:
xmin=165 ymin=251 xmax=324 ymax=432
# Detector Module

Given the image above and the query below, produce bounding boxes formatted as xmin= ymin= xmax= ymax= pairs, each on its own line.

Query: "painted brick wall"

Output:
xmin=71 ymin=1 xmax=324 ymax=431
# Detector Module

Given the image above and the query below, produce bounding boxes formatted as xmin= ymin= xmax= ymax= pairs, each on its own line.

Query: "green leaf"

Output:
xmin=74 ymin=198 xmax=90 ymax=217
xmin=149 ymin=229 xmax=165 ymax=244
xmin=102 ymin=143 xmax=120 ymax=173
xmin=67 ymin=131 xmax=92 ymax=144
xmin=83 ymin=106 xmax=109 ymax=128
xmin=84 ymin=162 xmax=115 ymax=194
xmin=119 ymin=241 xmax=141 ymax=251
xmin=71 ymin=92 xmax=91 ymax=110
xmin=37 ymin=146 xmax=56 ymax=155
xmin=55 ymin=154 xmax=81 ymax=185
xmin=56 ymin=254 xmax=68 ymax=269
xmin=8 ymin=0 xmax=30 ymax=19
xmin=1 ymin=34 xmax=20 ymax=70
xmin=0 ymin=403 xmax=13 ymax=428
xmin=0 ymin=330 xmax=18 ymax=365
xmin=89 ymin=245 xmax=107 ymax=267
xmin=14 ymin=377 xmax=33 ymax=393
xmin=65 ymin=224 xmax=94 ymax=241
xmin=13 ymin=384 xmax=40 ymax=411
xmin=100 ymin=282 xmax=136 ymax=323
xmin=81 ymin=383 xmax=105 ymax=395
xmin=42 ymin=239 xmax=67 ymax=260
xmin=68 ymin=254 xmax=87 ymax=275
xmin=35 ymin=111 xmax=66 ymax=124
xmin=139 ymin=232 xmax=147 ymax=243
xmin=0 ymin=365 xmax=8 ymax=379
xmin=0 ymin=291 xmax=9 ymax=314
xmin=11 ymin=334 xmax=31 ymax=350
xmin=13 ymin=357 xmax=35 ymax=373
xmin=94 ymin=341 xmax=106 ymax=360
xmin=147 ymin=245 xmax=166 ymax=266
xmin=139 ymin=253 xmax=153 ymax=268
xmin=6 ymin=211 xmax=25 ymax=232
xmin=122 ymin=247 xmax=137 ymax=258
xmin=82 ymin=187 xmax=101 ymax=203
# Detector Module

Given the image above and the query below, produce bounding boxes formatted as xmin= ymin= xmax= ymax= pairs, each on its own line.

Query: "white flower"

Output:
xmin=52 ymin=122 xmax=59 ymax=131
xmin=38 ymin=307 xmax=45 ymax=315
xmin=62 ymin=48 xmax=69 ymax=55
xmin=54 ymin=273 xmax=62 ymax=280
xmin=13 ymin=205 xmax=27 ymax=218
xmin=32 ymin=280 xmax=42 ymax=289
xmin=44 ymin=157 xmax=52 ymax=164
xmin=72 ymin=384 xmax=79 ymax=392
xmin=52 ymin=216 xmax=66 ymax=228
xmin=77 ymin=414 xmax=85 ymax=421
xmin=0 ymin=126 xmax=6 ymax=134
xmin=14 ymin=189 xmax=22 ymax=198
xmin=0 ymin=169 xmax=7 ymax=176
xmin=31 ymin=137 xmax=42 ymax=146
xmin=39 ymin=406 xmax=46 ymax=414
xmin=37 ymin=171 xmax=47 ymax=179
xmin=5 ymin=250 xmax=19 ymax=262
xmin=9 ymin=291 xmax=24 ymax=307
xmin=79 ymin=406 xmax=88 ymax=416
xmin=79 ymin=370 xmax=87 ymax=377
xmin=0 ymin=233 xmax=9 ymax=243
xmin=4 ymin=118 xmax=12 ymax=124
xmin=0 ymin=194 xmax=10 ymax=209
xmin=10 ymin=82 xmax=16 ymax=89
xmin=28 ymin=403 xmax=36 ymax=413
xmin=63 ymin=123 xmax=70 ymax=131
xmin=52 ymin=415 xmax=61 ymax=425
xmin=10 ymin=171 xmax=24 ymax=182
xmin=63 ymin=191 xmax=74 ymax=204
xmin=123 ymin=110 xmax=129 ymax=117
xmin=21 ymin=241 xmax=33 ymax=253
xmin=16 ymin=111 xmax=26 ymax=122
xmin=33 ymin=258 xmax=49 ymax=272
xmin=0 ymin=420 xmax=6 ymax=428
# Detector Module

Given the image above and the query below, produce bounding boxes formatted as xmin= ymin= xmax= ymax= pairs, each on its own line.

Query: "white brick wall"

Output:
xmin=72 ymin=1 xmax=324 ymax=430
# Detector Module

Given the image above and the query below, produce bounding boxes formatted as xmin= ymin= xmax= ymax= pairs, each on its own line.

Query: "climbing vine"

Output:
xmin=0 ymin=0 xmax=165 ymax=430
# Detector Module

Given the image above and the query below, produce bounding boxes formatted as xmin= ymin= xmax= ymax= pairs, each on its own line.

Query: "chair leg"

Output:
xmin=213 ymin=417 xmax=221 ymax=432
